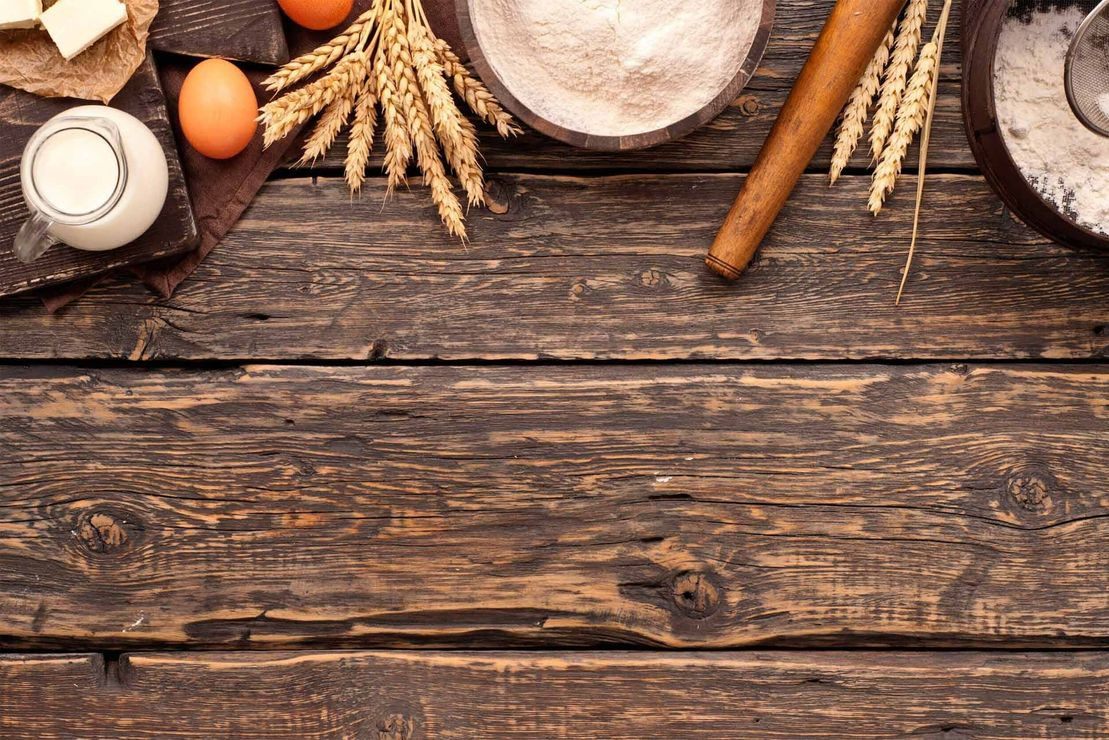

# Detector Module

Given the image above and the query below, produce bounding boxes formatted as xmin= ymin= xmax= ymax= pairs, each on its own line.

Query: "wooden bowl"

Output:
xmin=455 ymin=0 xmax=776 ymax=151
xmin=963 ymin=0 xmax=1109 ymax=253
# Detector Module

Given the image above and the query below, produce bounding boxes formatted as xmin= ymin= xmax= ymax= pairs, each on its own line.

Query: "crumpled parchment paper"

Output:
xmin=0 ymin=0 xmax=158 ymax=102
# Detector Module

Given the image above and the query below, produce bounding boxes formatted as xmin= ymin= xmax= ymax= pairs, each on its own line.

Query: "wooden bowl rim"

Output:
xmin=962 ymin=0 xmax=1109 ymax=252
xmin=455 ymin=0 xmax=777 ymax=151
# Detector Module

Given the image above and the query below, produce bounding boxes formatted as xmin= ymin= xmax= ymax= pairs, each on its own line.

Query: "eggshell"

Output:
xmin=178 ymin=59 xmax=259 ymax=160
xmin=278 ymin=0 xmax=353 ymax=31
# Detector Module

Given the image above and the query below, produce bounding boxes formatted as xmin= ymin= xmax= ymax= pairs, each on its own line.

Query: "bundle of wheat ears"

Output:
xmin=830 ymin=0 xmax=954 ymax=302
xmin=259 ymin=0 xmax=521 ymax=239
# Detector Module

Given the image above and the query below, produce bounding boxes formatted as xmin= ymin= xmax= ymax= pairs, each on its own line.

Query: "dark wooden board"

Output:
xmin=0 ymin=364 xmax=1106 ymax=649
xmin=0 ymin=56 xmax=198 ymax=298
xmin=3 ymin=651 xmax=1108 ymax=738
xmin=0 ymin=173 xmax=1104 ymax=361
xmin=292 ymin=0 xmax=971 ymax=173
xmin=150 ymin=0 xmax=289 ymax=65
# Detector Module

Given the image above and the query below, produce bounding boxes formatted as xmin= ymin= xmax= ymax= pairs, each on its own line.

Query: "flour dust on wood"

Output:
xmin=469 ymin=0 xmax=763 ymax=137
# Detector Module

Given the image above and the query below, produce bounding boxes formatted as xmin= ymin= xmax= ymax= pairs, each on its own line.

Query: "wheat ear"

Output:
xmin=870 ymin=0 xmax=928 ymax=161
xmin=264 ymin=1 xmax=383 ymax=92
xmin=830 ymin=29 xmax=894 ymax=185
xmin=406 ymin=1 xmax=484 ymax=206
xmin=388 ymin=0 xmax=465 ymax=238
xmin=260 ymin=54 xmax=366 ymax=148
xmin=375 ymin=2 xmax=413 ymax=192
xmin=299 ymin=56 xmax=368 ymax=165
xmin=434 ymin=38 xmax=521 ymax=138
xmin=868 ymin=40 xmax=937 ymax=215
xmin=345 ymin=79 xmax=379 ymax=193
xmin=897 ymin=0 xmax=954 ymax=304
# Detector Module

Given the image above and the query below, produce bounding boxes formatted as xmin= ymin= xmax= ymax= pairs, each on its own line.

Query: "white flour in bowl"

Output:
xmin=468 ymin=0 xmax=763 ymax=137
xmin=994 ymin=8 xmax=1109 ymax=236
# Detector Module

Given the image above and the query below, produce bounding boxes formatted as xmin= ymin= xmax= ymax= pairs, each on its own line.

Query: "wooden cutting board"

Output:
xmin=0 ymin=55 xmax=197 ymax=298
xmin=150 ymin=0 xmax=289 ymax=65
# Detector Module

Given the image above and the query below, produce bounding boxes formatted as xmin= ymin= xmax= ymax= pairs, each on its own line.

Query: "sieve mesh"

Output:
xmin=1006 ymin=0 xmax=1109 ymax=135
xmin=1064 ymin=0 xmax=1109 ymax=135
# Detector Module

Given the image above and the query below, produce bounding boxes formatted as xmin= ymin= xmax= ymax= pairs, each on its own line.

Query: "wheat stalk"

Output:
xmin=260 ymin=53 xmax=366 ymax=148
xmin=868 ymin=39 xmax=937 ymax=215
xmin=870 ymin=0 xmax=928 ymax=161
xmin=830 ymin=29 xmax=894 ymax=185
xmin=434 ymin=38 xmax=521 ymax=138
xmin=264 ymin=0 xmax=383 ymax=92
xmin=446 ymin=111 xmax=485 ymax=207
xmin=389 ymin=0 xmax=465 ymax=237
xmin=258 ymin=0 xmax=515 ymax=239
xmin=345 ymin=79 xmax=378 ymax=193
xmin=299 ymin=62 xmax=366 ymax=165
xmin=375 ymin=1 xmax=413 ymax=192
xmin=897 ymin=0 xmax=954 ymax=304
xmin=406 ymin=1 xmax=484 ymax=206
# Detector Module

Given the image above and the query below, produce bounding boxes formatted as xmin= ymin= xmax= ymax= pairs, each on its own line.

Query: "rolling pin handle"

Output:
xmin=707 ymin=0 xmax=909 ymax=280
xmin=705 ymin=252 xmax=744 ymax=280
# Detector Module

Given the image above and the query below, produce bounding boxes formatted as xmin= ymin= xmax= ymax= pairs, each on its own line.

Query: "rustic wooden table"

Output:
xmin=2 ymin=3 xmax=1108 ymax=737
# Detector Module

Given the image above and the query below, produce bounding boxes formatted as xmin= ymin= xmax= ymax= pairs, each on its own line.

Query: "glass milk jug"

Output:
xmin=14 ymin=105 xmax=169 ymax=263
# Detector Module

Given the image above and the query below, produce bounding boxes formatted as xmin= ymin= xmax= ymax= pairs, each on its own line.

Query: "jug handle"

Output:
xmin=13 ymin=212 xmax=58 ymax=264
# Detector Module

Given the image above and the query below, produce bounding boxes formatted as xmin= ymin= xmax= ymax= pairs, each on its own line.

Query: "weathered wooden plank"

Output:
xmin=0 ymin=173 xmax=1105 ymax=361
xmin=150 ymin=0 xmax=290 ymax=65
xmin=0 ymin=364 xmax=1106 ymax=648
xmin=291 ymin=0 xmax=971 ymax=172
xmin=2 ymin=651 xmax=1108 ymax=738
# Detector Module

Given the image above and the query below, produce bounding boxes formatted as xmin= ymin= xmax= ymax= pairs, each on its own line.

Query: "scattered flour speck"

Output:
xmin=469 ymin=0 xmax=762 ymax=137
xmin=994 ymin=9 xmax=1109 ymax=235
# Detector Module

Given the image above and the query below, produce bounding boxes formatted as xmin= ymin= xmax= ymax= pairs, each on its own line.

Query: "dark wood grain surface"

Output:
xmin=4 ymin=651 xmax=1108 ymax=738
xmin=0 ymin=364 xmax=1105 ymax=649
xmin=2 ymin=1 xmax=1108 ymax=734
xmin=0 ymin=173 xmax=1104 ymax=361
xmin=0 ymin=56 xmax=197 ymax=298
xmin=150 ymin=0 xmax=289 ymax=65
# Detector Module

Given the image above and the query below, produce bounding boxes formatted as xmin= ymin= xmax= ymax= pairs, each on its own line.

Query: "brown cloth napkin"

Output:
xmin=42 ymin=0 xmax=464 ymax=312
xmin=40 ymin=62 xmax=303 ymax=312
xmin=39 ymin=60 xmax=304 ymax=311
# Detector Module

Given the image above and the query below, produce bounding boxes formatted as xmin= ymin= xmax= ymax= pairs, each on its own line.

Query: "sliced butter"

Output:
xmin=40 ymin=0 xmax=128 ymax=61
xmin=0 ymin=0 xmax=42 ymax=30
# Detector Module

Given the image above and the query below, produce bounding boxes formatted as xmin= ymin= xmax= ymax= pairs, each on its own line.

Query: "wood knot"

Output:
xmin=369 ymin=339 xmax=389 ymax=360
xmin=76 ymin=512 xmax=131 ymax=554
xmin=483 ymin=178 xmax=514 ymax=215
xmin=377 ymin=713 xmax=415 ymax=739
xmin=737 ymin=95 xmax=760 ymax=116
xmin=569 ymin=281 xmax=592 ymax=302
xmin=671 ymin=572 xmax=721 ymax=619
xmin=640 ymin=268 xmax=668 ymax=288
xmin=1008 ymin=474 xmax=1049 ymax=512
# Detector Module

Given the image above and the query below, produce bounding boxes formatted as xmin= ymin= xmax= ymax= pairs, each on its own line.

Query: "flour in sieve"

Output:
xmin=469 ymin=0 xmax=763 ymax=137
xmin=994 ymin=9 xmax=1109 ymax=236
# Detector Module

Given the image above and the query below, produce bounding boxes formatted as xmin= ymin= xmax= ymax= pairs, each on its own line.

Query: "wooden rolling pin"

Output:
xmin=706 ymin=0 xmax=909 ymax=280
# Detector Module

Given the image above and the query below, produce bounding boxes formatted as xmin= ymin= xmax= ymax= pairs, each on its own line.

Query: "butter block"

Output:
xmin=40 ymin=0 xmax=127 ymax=61
xmin=0 ymin=0 xmax=42 ymax=30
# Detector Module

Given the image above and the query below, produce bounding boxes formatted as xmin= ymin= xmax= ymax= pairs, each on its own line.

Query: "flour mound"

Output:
xmin=994 ymin=9 xmax=1109 ymax=235
xmin=470 ymin=0 xmax=763 ymax=137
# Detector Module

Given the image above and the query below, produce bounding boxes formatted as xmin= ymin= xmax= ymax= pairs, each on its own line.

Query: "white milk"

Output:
xmin=19 ymin=105 xmax=169 ymax=255
xmin=31 ymin=127 xmax=121 ymax=217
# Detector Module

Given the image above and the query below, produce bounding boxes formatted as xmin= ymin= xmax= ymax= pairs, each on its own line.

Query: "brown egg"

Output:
xmin=278 ymin=0 xmax=353 ymax=30
xmin=178 ymin=59 xmax=258 ymax=160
